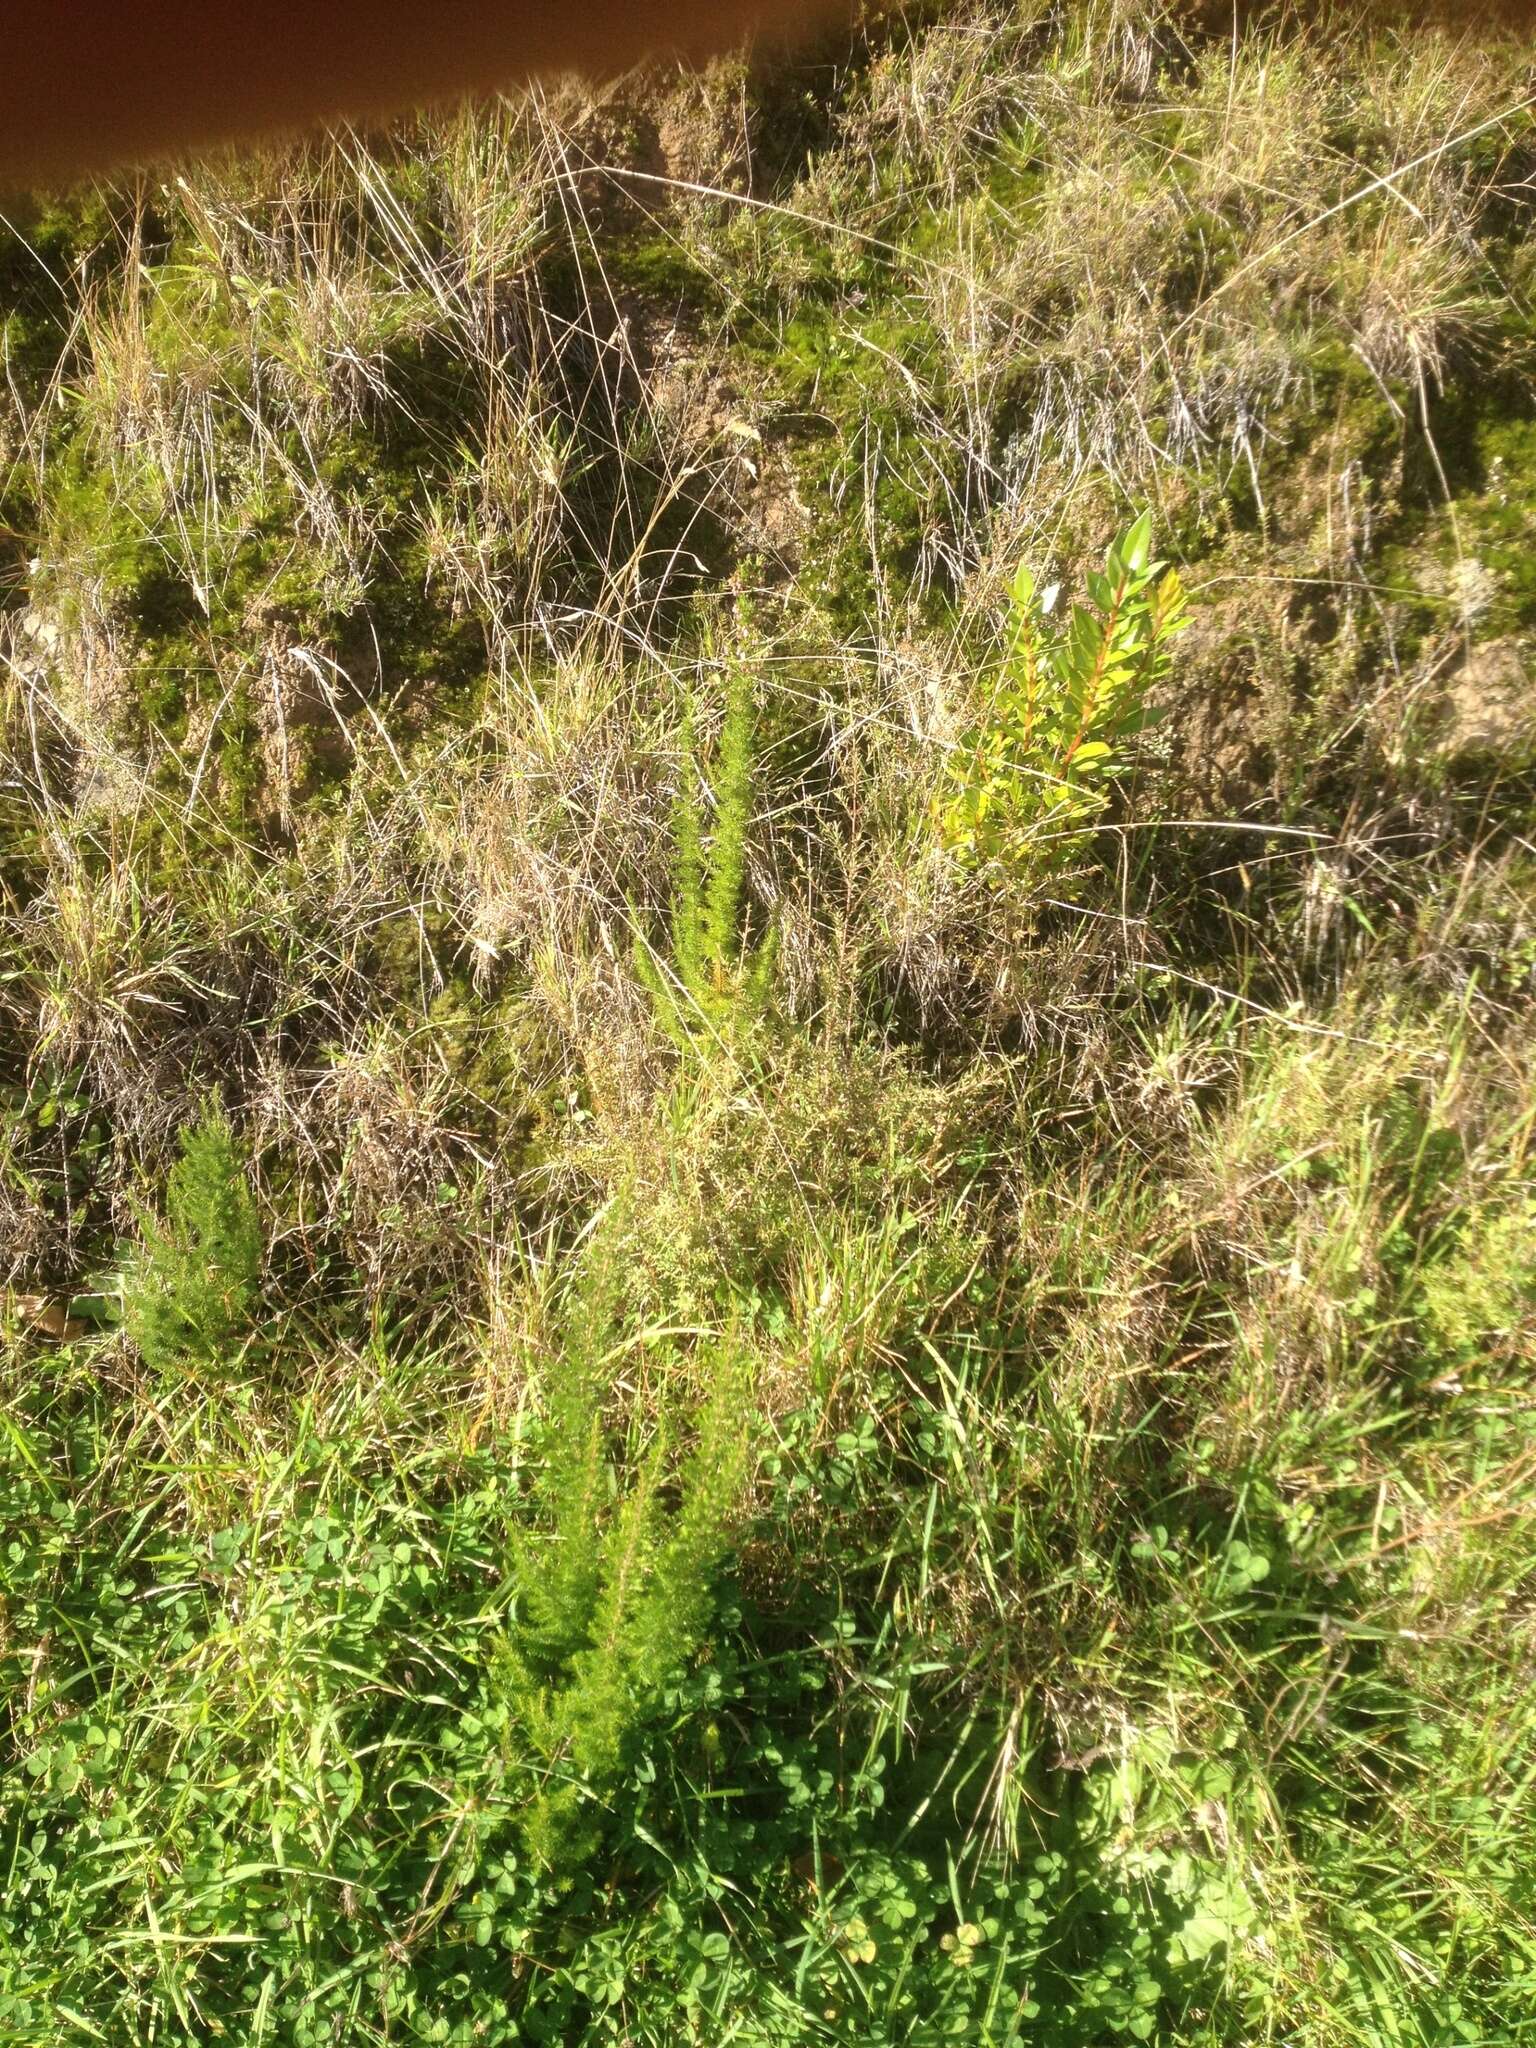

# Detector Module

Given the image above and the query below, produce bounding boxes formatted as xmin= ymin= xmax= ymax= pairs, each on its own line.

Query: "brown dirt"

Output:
xmin=1438 ymin=636 xmax=1534 ymax=763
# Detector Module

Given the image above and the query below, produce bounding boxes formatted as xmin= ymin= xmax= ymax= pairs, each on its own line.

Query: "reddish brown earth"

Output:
xmin=1 ymin=0 xmax=840 ymax=186
xmin=13 ymin=1 xmax=1535 ymax=189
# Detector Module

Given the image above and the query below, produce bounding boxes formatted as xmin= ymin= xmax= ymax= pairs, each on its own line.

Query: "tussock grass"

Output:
xmin=2 ymin=2 xmax=1535 ymax=2042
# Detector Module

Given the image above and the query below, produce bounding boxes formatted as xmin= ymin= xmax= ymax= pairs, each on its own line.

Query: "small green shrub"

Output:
xmin=121 ymin=1107 xmax=262 ymax=1373
xmin=636 ymin=656 xmax=777 ymax=1049
xmin=938 ymin=513 xmax=1187 ymax=878
xmin=1419 ymin=1197 xmax=1536 ymax=1367
xmin=503 ymin=1268 xmax=755 ymax=1872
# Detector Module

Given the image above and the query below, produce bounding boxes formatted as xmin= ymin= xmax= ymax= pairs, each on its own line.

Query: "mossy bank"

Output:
xmin=3 ymin=4 xmax=1535 ymax=2043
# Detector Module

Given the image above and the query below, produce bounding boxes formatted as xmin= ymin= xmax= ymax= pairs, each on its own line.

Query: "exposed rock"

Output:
xmin=1438 ymin=636 xmax=1534 ymax=763
xmin=654 ymin=62 xmax=750 ymax=194
xmin=17 ymin=603 xmax=64 ymax=663
xmin=624 ymin=304 xmax=811 ymax=574
xmin=1446 ymin=556 xmax=1499 ymax=631
xmin=1166 ymin=589 xmax=1285 ymax=808
xmin=3 ymin=600 xmax=148 ymax=815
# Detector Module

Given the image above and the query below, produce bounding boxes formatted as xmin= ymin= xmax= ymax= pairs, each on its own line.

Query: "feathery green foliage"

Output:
xmin=507 ymin=1264 xmax=755 ymax=1872
xmin=120 ymin=1107 xmax=262 ymax=1374
xmin=638 ymin=654 xmax=778 ymax=1048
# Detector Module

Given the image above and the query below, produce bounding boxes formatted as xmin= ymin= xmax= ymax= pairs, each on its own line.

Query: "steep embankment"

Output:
xmin=2 ymin=5 xmax=1535 ymax=2044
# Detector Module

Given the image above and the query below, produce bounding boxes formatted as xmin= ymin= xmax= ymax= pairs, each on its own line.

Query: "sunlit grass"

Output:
xmin=2 ymin=2 xmax=1534 ymax=2041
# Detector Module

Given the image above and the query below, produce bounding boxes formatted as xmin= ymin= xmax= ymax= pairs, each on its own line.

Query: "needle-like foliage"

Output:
xmin=120 ymin=1106 xmax=263 ymax=1375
